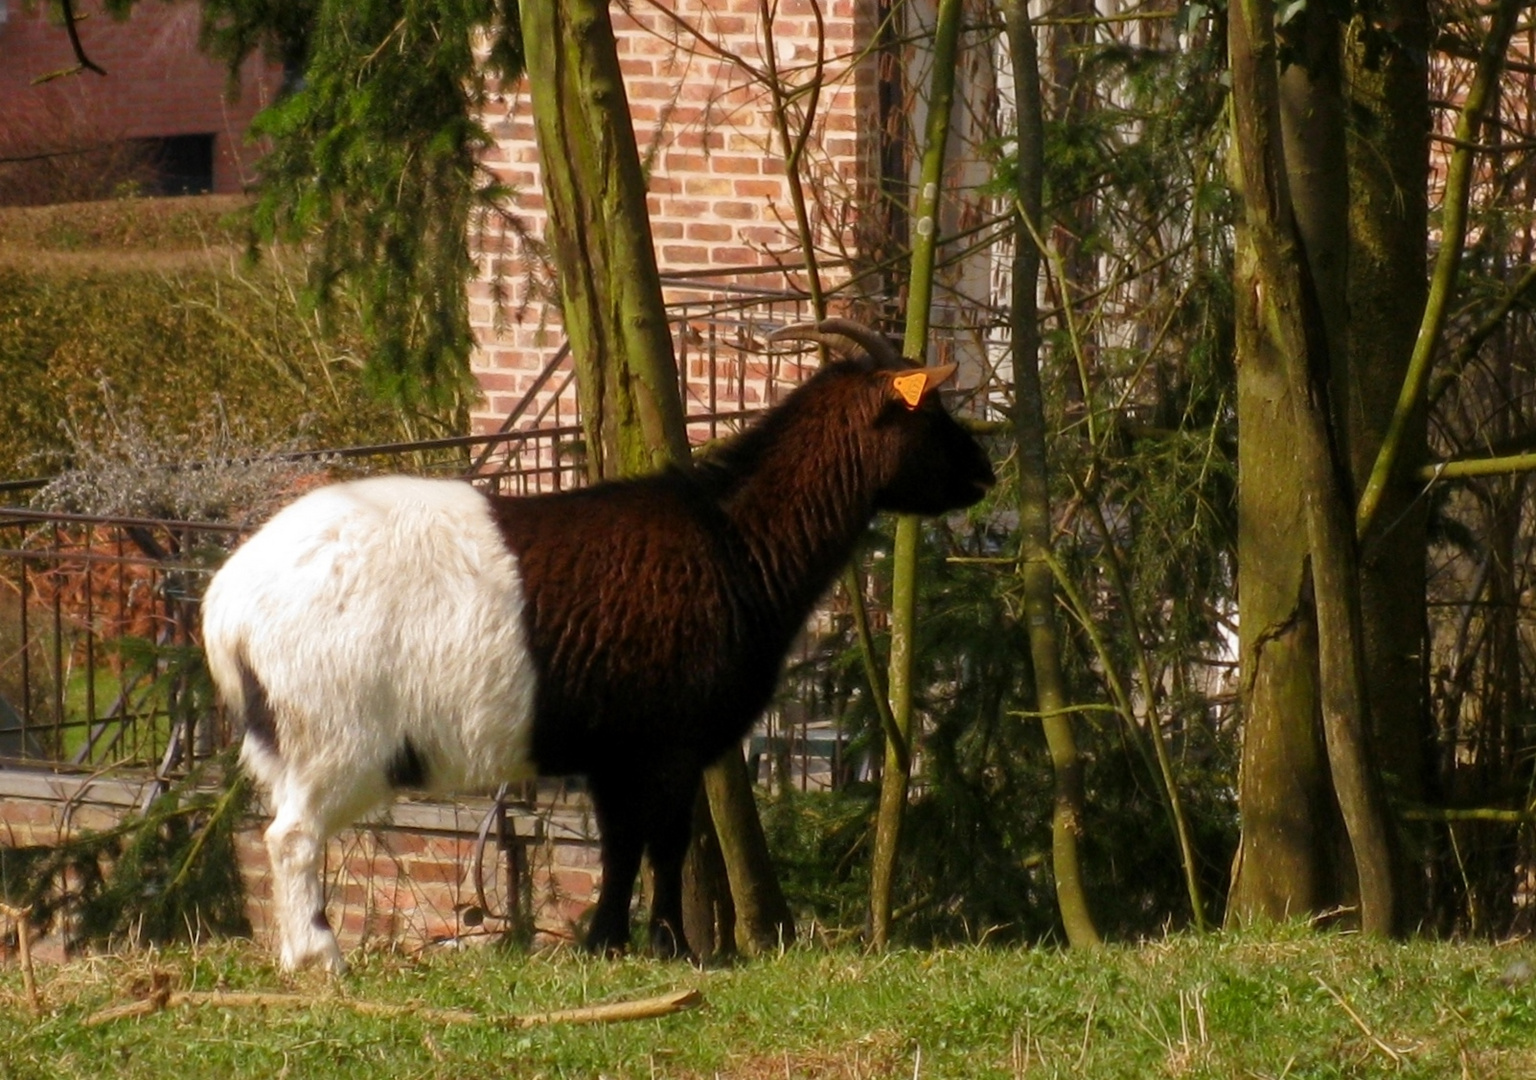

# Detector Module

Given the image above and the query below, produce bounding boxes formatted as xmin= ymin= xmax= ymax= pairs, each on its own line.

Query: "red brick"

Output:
xmin=733 ymin=179 xmax=784 ymax=198
xmin=683 ymin=176 xmax=734 ymax=197
xmin=660 ymin=197 xmax=710 ymax=217
xmin=661 ymin=244 xmax=713 ymax=265
xmin=400 ymin=858 xmax=466 ymax=885
xmin=664 ymin=151 xmax=710 ymax=174
xmin=713 ymin=155 xmax=762 ymax=175
xmin=710 ymin=246 xmax=759 ymax=265
xmin=619 ymin=59 xmax=659 ymax=79
xmin=711 ymin=200 xmax=759 ymax=220
xmin=683 ymin=222 xmax=732 ymax=242
xmin=552 ymin=869 xmax=598 ymax=900
xmin=0 ymin=802 xmax=57 ymax=827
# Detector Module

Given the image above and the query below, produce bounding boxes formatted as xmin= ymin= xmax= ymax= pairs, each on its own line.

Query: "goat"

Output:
xmin=200 ymin=319 xmax=995 ymax=971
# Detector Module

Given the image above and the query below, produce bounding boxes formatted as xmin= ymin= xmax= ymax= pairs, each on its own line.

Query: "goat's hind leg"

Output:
xmin=263 ymin=780 xmax=347 ymax=974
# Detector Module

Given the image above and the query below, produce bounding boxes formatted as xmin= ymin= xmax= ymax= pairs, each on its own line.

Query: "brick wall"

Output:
xmin=0 ymin=0 xmax=279 ymax=194
xmin=0 ymin=769 xmax=604 ymax=959
xmin=468 ymin=0 xmax=880 ymax=448
xmin=467 ymin=0 xmax=1006 ymax=451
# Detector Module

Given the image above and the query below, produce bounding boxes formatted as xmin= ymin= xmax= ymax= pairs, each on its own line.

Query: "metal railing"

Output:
xmin=0 ymin=505 xmax=861 ymax=789
xmin=470 ymin=282 xmax=829 ymax=494
xmin=0 ymin=509 xmax=238 ymax=774
xmin=0 ymin=284 xmax=883 ymax=787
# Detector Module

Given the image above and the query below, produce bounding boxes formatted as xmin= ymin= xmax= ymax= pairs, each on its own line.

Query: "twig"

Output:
xmin=84 ymin=986 xmax=703 ymax=1028
xmin=1313 ymin=975 xmax=1406 ymax=1064
xmin=0 ymin=902 xmax=41 ymax=1017
xmin=31 ymin=0 xmax=107 ymax=83
xmin=83 ymin=990 xmax=173 ymax=1026
xmin=1075 ymin=997 xmax=1096 ymax=1070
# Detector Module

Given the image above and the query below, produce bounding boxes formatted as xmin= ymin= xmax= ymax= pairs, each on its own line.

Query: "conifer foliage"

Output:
xmin=200 ymin=0 xmax=525 ymax=415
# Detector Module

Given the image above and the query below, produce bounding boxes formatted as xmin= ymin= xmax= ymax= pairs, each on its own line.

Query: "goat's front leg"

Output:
xmin=642 ymin=781 xmax=700 ymax=960
xmin=586 ymin=775 xmax=644 ymax=955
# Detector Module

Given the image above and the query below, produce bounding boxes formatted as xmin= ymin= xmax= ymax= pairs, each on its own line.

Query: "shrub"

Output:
xmin=0 ymin=196 xmax=441 ymax=492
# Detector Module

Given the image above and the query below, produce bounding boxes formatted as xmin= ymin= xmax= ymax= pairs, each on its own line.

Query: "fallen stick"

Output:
xmin=0 ymin=902 xmax=41 ymax=1017
xmin=83 ymin=989 xmax=172 ymax=1027
xmin=84 ymin=985 xmax=703 ymax=1029
xmin=1314 ymin=975 xmax=1407 ymax=1063
xmin=497 ymin=987 xmax=705 ymax=1028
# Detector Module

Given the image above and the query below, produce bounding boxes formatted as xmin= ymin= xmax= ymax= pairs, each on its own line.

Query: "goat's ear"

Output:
xmin=886 ymin=363 xmax=958 ymax=409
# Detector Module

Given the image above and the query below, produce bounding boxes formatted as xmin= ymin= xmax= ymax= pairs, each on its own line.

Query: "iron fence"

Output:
xmin=0 ymin=508 xmax=238 ymax=774
xmin=0 ymin=284 xmax=882 ymax=787
xmin=0 ymin=503 xmax=863 ymax=790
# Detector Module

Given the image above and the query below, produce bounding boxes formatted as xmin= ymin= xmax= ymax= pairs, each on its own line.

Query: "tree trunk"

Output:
xmin=1230 ymin=0 xmax=1353 ymax=928
xmin=1228 ymin=0 xmax=1400 ymax=935
xmin=519 ymin=0 xmax=687 ymax=482
xmin=681 ymin=787 xmax=732 ymax=960
xmin=520 ymin=0 xmax=792 ymax=955
xmin=870 ymin=515 xmax=920 ymax=947
xmin=867 ymin=0 xmax=964 ymax=949
xmin=1227 ymin=230 xmax=1342 ymax=922
xmin=1005 ymin=0 xmax=1100 ymax=948
xmin=1343 ymin=0 xmax=1432 ymax=914
xmin=704 ymin=749 xmax=794 ymax=953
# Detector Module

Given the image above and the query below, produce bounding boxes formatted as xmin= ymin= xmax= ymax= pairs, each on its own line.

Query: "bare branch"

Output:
xmin=32 ymin=0 xmax=108 ymax=83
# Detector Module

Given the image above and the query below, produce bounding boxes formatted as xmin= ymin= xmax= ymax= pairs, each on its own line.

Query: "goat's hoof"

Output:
xmin=279 ymin=932 xmax=348 ymax=975
xmin=582 ymin=931 xmax=630 ymax=958
xmin=647 ymin=924 xmax=693 ymax=962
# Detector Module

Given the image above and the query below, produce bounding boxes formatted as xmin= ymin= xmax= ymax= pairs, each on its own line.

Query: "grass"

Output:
xmin=2 ymin=929 xmax=1534 ymax=1078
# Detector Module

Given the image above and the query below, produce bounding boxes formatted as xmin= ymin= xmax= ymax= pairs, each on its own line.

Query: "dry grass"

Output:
xmin=0 ymin=196 xmax=247 ymax=257
xmin=0 ymin=195 xmax=423 ymax=492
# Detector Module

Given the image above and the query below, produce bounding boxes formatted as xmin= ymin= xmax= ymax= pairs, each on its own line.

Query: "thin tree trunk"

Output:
xmin=681 ymin=786 xmax=732 ymax=960
xmin=1006 ymin=0 xmax=1100 ymax=948
xmin=519 ymin=0 xmax=686 ymax=481
xmin=869 ymin=515 xmax=919 ymax=948
xmin=1343 ymin=0 xmax=1432 ymax=916
xmin=703 ymin=750 xmax=793 ymax=952
xmin=1228 ymin=0 xmax=1400 ymax=935
xmin=1353 ymin=0 xmax=1523 ymax=537
xmin=868 ymin=0 xmax=965 ymax=949
xmin=1228 ymin=0 xmax=1363 ymax=927
xmin=520 ymin=0 xmax=792 ymax=954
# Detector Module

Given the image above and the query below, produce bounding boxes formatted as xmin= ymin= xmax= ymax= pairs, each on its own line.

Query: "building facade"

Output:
xmin=0 ymin=0 xmax=280 ymax=201
xmin=466 ymin=0 xmax=1003 ymax=474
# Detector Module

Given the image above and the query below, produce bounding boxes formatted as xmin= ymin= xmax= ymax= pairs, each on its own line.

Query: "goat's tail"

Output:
xmin=202 ymin=603 xmax=280 ymax=764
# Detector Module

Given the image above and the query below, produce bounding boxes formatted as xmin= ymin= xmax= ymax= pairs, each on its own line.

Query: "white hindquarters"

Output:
xmin=202 ymin=477 xmax=540 ymax=972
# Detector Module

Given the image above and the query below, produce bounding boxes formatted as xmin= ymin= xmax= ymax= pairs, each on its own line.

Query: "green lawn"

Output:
xmin=3 ymin=928 xmax=1534 ymax=1078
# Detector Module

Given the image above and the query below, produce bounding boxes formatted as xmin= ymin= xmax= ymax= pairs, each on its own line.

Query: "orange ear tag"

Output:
xmin=891 ymin=371 xmax=929 ymax=409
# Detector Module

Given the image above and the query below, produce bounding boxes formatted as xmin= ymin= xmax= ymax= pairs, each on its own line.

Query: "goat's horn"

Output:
xmin=768 ymin=318 xmax=911 ymax=370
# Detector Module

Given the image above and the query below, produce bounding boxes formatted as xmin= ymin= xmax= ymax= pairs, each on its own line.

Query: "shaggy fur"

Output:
xmin=202 ymin=336 xmax=994 ymax=972
xmin=202 ymin=477 xmax=539 ymax=971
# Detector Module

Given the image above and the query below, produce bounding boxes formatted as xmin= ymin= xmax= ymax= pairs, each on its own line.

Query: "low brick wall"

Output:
xmin=0 ymin=766 xmax=604 ymax=959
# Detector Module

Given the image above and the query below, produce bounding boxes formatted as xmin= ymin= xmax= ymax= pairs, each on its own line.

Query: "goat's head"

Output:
xmin=770 ymin=319 xmax=995 ymax=515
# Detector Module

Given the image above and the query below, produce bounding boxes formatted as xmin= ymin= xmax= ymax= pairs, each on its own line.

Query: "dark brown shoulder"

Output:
xmin=484 ymin=469 xmax=718 ymax=559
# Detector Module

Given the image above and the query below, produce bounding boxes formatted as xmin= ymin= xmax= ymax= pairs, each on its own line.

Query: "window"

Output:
xmin=132 ymin=133 xmax=215 ymax=196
